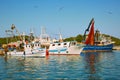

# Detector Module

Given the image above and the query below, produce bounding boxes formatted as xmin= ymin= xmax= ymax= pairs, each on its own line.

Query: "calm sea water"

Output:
xmin=0 ymin=51 xmax=120 ymax=80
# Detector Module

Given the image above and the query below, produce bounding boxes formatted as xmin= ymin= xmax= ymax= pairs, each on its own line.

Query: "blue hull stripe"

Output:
xmin=83 ymin=44 xmax=113 ymax=51
xmin=49 ymin=48 xmax=67 ymax=52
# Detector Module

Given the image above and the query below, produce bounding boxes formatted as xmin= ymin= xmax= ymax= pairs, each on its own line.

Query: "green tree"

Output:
xmin=75 ymin=34 xmax=83 ymax=42
xmin=64 ymin=37 xmax=75 ymax=42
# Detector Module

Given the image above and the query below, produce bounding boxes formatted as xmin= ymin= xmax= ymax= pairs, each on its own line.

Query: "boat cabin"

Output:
xmin=49 ymin=41 xmax=77 ymax=50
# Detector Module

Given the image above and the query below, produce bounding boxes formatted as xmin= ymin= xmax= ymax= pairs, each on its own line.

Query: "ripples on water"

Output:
xmin=0 ymin=51 xmax=120 ymax=79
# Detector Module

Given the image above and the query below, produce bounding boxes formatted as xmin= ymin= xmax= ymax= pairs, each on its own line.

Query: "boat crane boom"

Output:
xmin=83 ymin=18 xmax=94 ymax=41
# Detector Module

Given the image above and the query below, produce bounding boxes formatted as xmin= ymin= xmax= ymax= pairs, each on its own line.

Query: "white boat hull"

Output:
xmin=7 ymin=49 xmax=46 ymax=57
xmin=49 ymin=46 xmax=83 ymax=55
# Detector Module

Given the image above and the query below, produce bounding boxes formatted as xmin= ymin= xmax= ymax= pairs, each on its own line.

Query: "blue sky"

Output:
xmin=0 ymin=0 xmax=120 ymax=39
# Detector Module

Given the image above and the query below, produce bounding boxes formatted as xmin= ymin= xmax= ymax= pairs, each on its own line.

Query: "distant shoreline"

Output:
xmin=113 ymin=46 xmax=120 ymax=50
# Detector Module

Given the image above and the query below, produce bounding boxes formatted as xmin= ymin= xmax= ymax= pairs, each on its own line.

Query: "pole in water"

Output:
xmin=23 ymin=51 xmax=25 ymax=55
xmin=46 ymin=49 xmax=49 ymax=56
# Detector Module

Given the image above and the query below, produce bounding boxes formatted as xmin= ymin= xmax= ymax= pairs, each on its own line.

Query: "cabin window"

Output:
xmin=102 ymin=42 xmax=104 ymax=44
xmin=73 ymin=42 xmax=76 ymax=45
xmin=64 ymin=43 xmax=67 ymax=45
xmin=71 ymin=42 xmax=76 ymax=46
xmin=58 ymin=43 xmax=61 ymax=46
xmin=31 ymin=44 xmax=34 ymax=47
xmin=52 ymin=44 xmax=55 ymax=46
xmin=95 ymin=42 xmax=100 ymax=44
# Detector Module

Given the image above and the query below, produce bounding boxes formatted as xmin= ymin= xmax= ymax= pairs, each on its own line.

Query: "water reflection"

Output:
xmin=81 ymin=52 xmax=96 ymax=73
xmin=0 ymin=51 xmax=118 ymax=79
xmin=80 ymin=51 xmax=115 ymax=79
xmin=47 ymin=55 xmax=82 ymax=63
xmin=88 ymin=53 xmax=95 ymax=73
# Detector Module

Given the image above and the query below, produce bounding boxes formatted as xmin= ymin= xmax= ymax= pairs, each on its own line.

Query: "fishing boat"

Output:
xmin=82 ymin=18 xmax=114 ymax=52
xmin=49 ymin=41 xmax=83 ymax=55
xmin=7 ymin=41 xmax=46 ymax=57
xmin=6 ymin=25 xmax=46 ymax=57
xmin=49 ymin=33 xmax=83 ymax=54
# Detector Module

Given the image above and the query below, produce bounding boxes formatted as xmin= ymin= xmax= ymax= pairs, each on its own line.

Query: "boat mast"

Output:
xmin=40 ymin=27 xmax=50 ymax=46
xmin=59 ymin=33 xmax=63 ymax=42
xmin=11 ymin=24 xmax=22 ymax=41
xmin=58 ymin=28 xmax=63 ymax=42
